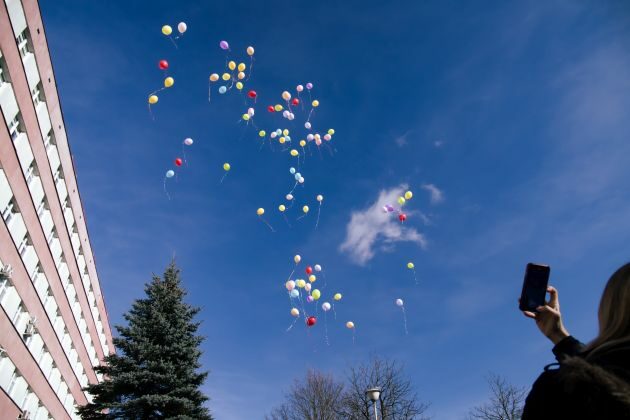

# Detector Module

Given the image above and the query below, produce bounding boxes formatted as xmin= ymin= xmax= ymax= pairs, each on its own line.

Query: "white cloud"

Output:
xmin=422 ymin=183 xmax=444 ymax=204
xmin=340 ymin=185 xmax=427 ymax=265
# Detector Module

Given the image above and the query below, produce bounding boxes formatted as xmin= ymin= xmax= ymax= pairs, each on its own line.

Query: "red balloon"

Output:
xmin=248 ymin=90 xmax=257 ymax=98
xmin=306 ymin=316 xmax=317 ymax=327
xmin=399 ymin=213 xmax=407 ymax=222
xmin=267 ymin=105 xmax=275 ymax=112
xmin=175 ymin=158 xmax=183 ymax=167
xmin=158 ymin=60 xmax=169 ymax=70
xmin=291 ymin=98 xmax=299 ymax=106
xmin=305 ymin=266 xmax=313 ymax=275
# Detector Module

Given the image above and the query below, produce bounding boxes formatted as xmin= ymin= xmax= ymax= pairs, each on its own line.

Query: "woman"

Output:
xmin=521 ymin=262 xmax=630 ymax=419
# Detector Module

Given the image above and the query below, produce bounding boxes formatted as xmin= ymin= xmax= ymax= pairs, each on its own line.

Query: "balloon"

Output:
xmin=312 ymin=100 xmax=320 ymax=107
xmin=228 ymin=61 xmax=236 ymax=71
xmin=290 ymin=149 xmax=298 ymax=157
xmin=317 ymin=195 xmax=323 ymax=202
xmin=294 ymin=254 xmax=301 ymax=264
xmin=306 ymin=82 xmax=313 ymax=90
xmin=210 ymin=73 xmax=219 ymax=82
xmin=306 ymin=316 xmax=317 ymax=327
xmin=307 ymin=134 xmax=314 ymax=141
xmin=282 ymin=91 xmax=291 ymax=101
xmin=282 ymin=110 xmax=290 ymax=118
xmin=222 ymin=73 xmax=231 ymax=81
xmin=267 ymin=105 xmax=275 ymax=112
xmin=162 ymin=25 xmax=172 ymax=36
xmin=298 ymin=177 xmax=305 ymax=184
xmin=259 ymin=130 xmax=266 ymax=137
xmin=177 ymin=22 xmax=187 ymax=34
xmin=247 ymin=107 xmax=255 ymax=117
xmin=314 ymin=264 xmax=322 ymax=272
xmin=296 ymin=84 xmax=304 ymax=92
xmin=183 ymin=138 xmax=193 ymax=146
xmin=286 ymin=194 xmax=294 ymax=201
xmin=223 ymin=163 xmax=231 ymax=171
xmin=290 ymin=289 xmax=299 ymax=298
xmin=312 ymin=289 xmax=321 ymax=300
xmin=218 ymin=86 xmax=227 ymax=94
xmin=148 ymin=95 xmax=158 ymax=104
xmin=279 ymin=204 xmax=286 ymax=212
xmin=279 ymin=137 xmax=286 ymax=144
xmin=296 ymin=279 xmax=306 ymax=288
xmin=256 ymin=208 xmax=265 ymax=216
xmin=396 ymin=298 xmax=404 ymax=307
xmin=238 ymin=63 xmax=246 ymax=72
xmin=291 ymin=98 xmax=299 ymax=106
xmin=286 ymin=280 xmax=295 ymax=291
xmin=407 ymin=262 xmax=415 ymax=269
xmin=276 ymin=129 xmax=283 ymax=136
xmin=405 ymin=191 xmax=413 ymax=200
xmin=398 ymin=196 xmax=406 ymax=205
xmin=220 ymin=40 xmax=229 ymax=50
xmin=271 ymin=132 xmax=278 ymax=139
xmin=290 ymin=167 xmax=296 ymax=174
xmin=382 ymin=206 xmax=389 ymax=213
xmin=302 ymin=206 xmax=309 ymax=213
xmin=334 ymin=293 xmax=342 ymax=301
xmin=315 ymin=138 xmax=322 ymax=146
xmin=304 ymin=283 xmax=312 ymax=292
xmin=323 ymin=134 xmax=331 ymax=141
xmin=165 ymin=170 xmax=175 ymax=178
xmin=328 ymin=129 xmax=335 ymax=135
xmin=299 ymin=140 xmax=306 ymax=147
xmin=308 ymin=275 xmax=316 ymax=283
xmin=242 ymin=113 xmax=250 ymax=121
xmin=164 ymin=77 xmax=174 ymax=88
xmin=175 ymin=158 xmax=182 ymax=166
xmin=322 ymin=302 xmax=331 ymax=311
xmin=248 ymin=90 xmax=257 ymax=99
xmin=274 ymin=104 xmax=283 ymax=112
xmin=305 ymin=122 xmax=311 ymax=129
xmin=290 ymin=308 xmax=299 ymax=317
xmin=306 ymin=266 xmax=313 ymax=275
xmin=283 ymin=129 xmax=289 ymax=136
xmin=237 ymin=72 xmax=245 ymax=80
xmin=306 ymin=295 xmax=314 ymax=303
xmin=246 ymin=46 xmax=255 ymax=56
xmin=399 ymin=213 xmax=407 ymax=222
xmin=385 ymin=205 xmax=395 ymax=212
xmin=346 ymin=321 xmax=355 ymax=329
xmin=294 ymin=173 xmax=301 ymax=180
xmin=158 ymin=60 xmax=169 ymax=70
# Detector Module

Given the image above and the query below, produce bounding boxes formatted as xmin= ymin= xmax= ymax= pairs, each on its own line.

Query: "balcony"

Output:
xmin=22 ymin=245 xmax=38 ymax=276
xmin=22 ymin=51 xmax=40 ymax=91
xmin=39 ymin=208 xmax=54 ymax=238
xmin=77 ymin=254 xmax=86 ymax=274
xmin=47 ymin=143 xmax=61 ymax=174
xmin=0 ymin=82 xmax=19 ymax=122
xmin=56 ymin=177 xmax=68 ymax=202
xmin=71 ymin=232 xmax=81 ymax=255
xmin=57 ymin=261 xmax=69 ymax=284
xmin=35 ymin=102 xmax=52 ymax=140
xmin=64 ymin=207 xmax=75 ymax=231
xmin=50 ymin=237 xmax=62 ymax=263
xmin=33 ymin=273 xmax=48 ymax=298
xmin=28 ymin=174 xmax=45 ymax=206
xmin=66 ymin=283 xmax=76 ymax=302
xmin=0 ymin=169 xmax=12 ymax=211
xmin=6 ymin=0 xmax=27 ymax=37
xmin=14 ymin=132 xmax=34 ymax=173
xmin=7 ymin=212 xmax=27 ymax=247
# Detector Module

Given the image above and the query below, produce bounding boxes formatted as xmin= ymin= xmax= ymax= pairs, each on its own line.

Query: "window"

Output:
xmin=46 ymin=228 xmax=56 ymax=245
xmin=0 ymin=274 xmax=9 ymax=302
xmin=8 ymin=115 xmax=23 ymax=140
xmin=6 ymin=370 xmax=18 ymax=396
xmin=25 ymin=163 xmax=38 ymax=185
xmin=0 ymin=55 xmax=8 ymax=84
xmin=53 ymin=169 xmax=64 ymax=184
xmin=18 ymin=235 xmax=30 ymax=256
xmin=16 ymin=30 xmax=30 ymax=58
xmin=44 ymin=130 xmax=56 ymax=151
xmin=31 ymin=83 xmax=45 ymax=107
xmin=36 ymin=198 xmax=48 ymax=217
xmin=2 ymin=198 xmax=17 ymax=223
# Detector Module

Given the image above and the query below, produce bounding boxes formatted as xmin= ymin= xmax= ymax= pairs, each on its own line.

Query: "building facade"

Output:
xmin=0 ymin=0 xmax=114 ymax=418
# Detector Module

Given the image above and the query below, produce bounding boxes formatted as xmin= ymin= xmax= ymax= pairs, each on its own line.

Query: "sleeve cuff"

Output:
xmin=552 ymin=336 xmax=585 ymax=361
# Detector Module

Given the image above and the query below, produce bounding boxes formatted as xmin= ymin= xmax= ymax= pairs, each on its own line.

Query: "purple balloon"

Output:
xmin=306 ymin=295 xmax=314 ymax=303
xmin=385 ymin=205 xmax=395 ymax=212
xmin=306 ymin=82 xmax=313 ymax=90
xmin=219 ymin=40 xmax=229 ymax=50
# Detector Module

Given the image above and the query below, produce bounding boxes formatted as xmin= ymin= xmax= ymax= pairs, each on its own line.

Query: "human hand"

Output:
xmin=521 ymin=286 xmax=570 ymax=345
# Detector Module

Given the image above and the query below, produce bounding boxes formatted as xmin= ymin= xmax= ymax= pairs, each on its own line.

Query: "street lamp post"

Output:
xmin=365 ymin=387 xmax=381 ymax=420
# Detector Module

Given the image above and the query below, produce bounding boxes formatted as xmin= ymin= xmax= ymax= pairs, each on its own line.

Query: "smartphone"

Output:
xmin=519 ymin=263 xmax=550 ymax=312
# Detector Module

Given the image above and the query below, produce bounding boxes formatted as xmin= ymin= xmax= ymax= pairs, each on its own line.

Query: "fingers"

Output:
xmin=547 ymin=286 xmax=559 ymax=307
xmin=523 ymin=311 xmax=536 ymax=319
xmin=536 ymin=305 xmax=559 ymax=316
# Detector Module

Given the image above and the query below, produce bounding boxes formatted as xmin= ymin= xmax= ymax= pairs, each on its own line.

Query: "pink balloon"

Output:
xmin=219 ymin=40 xmax=229 ymax=50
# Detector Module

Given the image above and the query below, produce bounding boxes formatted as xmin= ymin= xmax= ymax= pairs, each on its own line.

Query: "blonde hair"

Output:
xmin=585 ymin=263 xmax=630 ymax=356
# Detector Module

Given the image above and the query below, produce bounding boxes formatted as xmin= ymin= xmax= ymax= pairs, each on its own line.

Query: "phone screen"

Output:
xmin=519 ymin=263 xmax=550 ymax=312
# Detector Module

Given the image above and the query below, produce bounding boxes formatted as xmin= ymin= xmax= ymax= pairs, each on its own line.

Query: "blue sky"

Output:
xmin=40 ymin=0 xmax=630 ymax=418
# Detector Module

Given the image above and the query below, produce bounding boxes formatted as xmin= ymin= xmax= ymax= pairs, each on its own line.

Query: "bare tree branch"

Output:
xmin=468 ymin=373 xmax=527 ymax=420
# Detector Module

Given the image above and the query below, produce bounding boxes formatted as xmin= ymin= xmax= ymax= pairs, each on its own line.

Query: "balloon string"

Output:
xmin=287 ymin=181 xmax=298 ymax=196
xmin=324 ymin=311 xmax=329 ymax=346
xmin=168 ymin=36 xmax=178 ymax=49
xmin=246 ymin=56 xmax=254 ymax=81
xmin=163 ymin=178 xmax=171 ymax=201
xmin=412 ymin=268 xmax=418 ymax=285
xmin=287 ymin=264 xmax=296 ymax=282
xmin=148 ymin=104 xmax=155 ymax=121
xmin=220 ymin=173 xmax=228 ymax=184
xmin=259 ymin=216 xmax=275 ymax=232
xmin=296 ymin=213 xmax=307 ymax=221
xmin=282 ymin=213 xmax=292 ymax=228
xmin=287 ymin=199 xmax=295 ymax=209
xmin=182 ymin=147 xmax=188 ymax=166
xmin=332 ymin=303 xmax=337 ymax=320
xmin=208 ymin=82 xmax=212 ymax=103
xmin=401 ymin=306 xmax=408 ymax=335
xmin=286 ymin=315 xmax=299 ymax=332
xmin=315 ymin=203 xmax=322 ymax=230
xmin=352 ymin=328 xmax=356 ymax=345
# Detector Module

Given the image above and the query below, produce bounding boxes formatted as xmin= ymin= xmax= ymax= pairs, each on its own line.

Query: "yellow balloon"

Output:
xmin=282 ymin=91 xmax=291 ymax=101
xmin=209 ymin=73 xmax=219 ymax=82
xmin=308 ymin=274 xmax=316 ymax=283
xmin=398 ymin=197 xmax=406 ymax=205
xmin=312 ymin=100 xmax=319 ymax=107
xmin=405 ymin=191 xmax=413 ymax=200
xmin=312 ymin=289 xmax=321 ymax=300
xmin=299 ymin=140 xmax=306 ymax=147
xmin=334 ymin=293 xmax=342 ymax=301
xmin=242 ymin=113 xmax=250 ymax=121
xmin=290 ymin=149 xmax=298 ymax=157
xmin=223 ymin=163 xmax=231 ymax=171
xmin=246 ymin=46 xmax=255 ymax=56
xmin=162 ymin=25 xmax=172 ymax=36
xmin=257 ymin=208 xmax=265 ymax=216
xmin=238 ymin=63 xmax=246 ymax=72
xmin=279 ymin=137 xmax=286 ymax=144
xmin=164 ymin=77 xmax=174 ymax=88
xmin=228 ymin=61 xmax=236 ymax=71
xmin=407 ymin=262 xmax=415 ymax=270
xmin=236 ymin=82 xmax=243 ymax=90
xmin=274 ymin=104 xmax=283 ymax=112
xmin=148 ymin=95 xmax=158 ymax=104
xmin=290 ymin=308 xmax=299 ymax=317
xmin=283 ymin=129 xmax=289 ymax=136
xmin=296 ymin=279 xmax=306 ymax=288
xmin=328 ymin=129 xmax=335 ymax=135
xmin=222 ymin=73 xmax=231 ymax=81
xmin=237 ymin=71 xmax=245 ymax=80
xmin=259 ymin=130 xmax=266 ymax=137
xmin=303 ymin=206 xmax=309 ymax=213
xmin=346 ymin=321 xmax=355 ymax=329
xmin=279 ymin=204 xmax=286 ymax=212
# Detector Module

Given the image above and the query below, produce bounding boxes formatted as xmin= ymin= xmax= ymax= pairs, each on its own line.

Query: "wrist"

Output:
xmin=549 ymin=328 xmax=570 ymax=345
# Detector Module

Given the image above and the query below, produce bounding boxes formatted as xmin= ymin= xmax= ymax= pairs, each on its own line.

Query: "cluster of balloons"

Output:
xmin=163 ymin=138 xmax=194 ymax=199
xmin=208 ymin=43 xmax=255 ymax=100
xmin=161 ymin=22 xmax=188 ymax=47
xmin=383 ymin=190 xmax=414 ymax=223
xmin=148 ymin=23 xmax=189 ymax=112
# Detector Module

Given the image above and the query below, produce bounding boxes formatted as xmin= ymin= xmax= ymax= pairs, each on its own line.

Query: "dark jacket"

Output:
xmin=522 ymin=336 xmax=630 ymax=419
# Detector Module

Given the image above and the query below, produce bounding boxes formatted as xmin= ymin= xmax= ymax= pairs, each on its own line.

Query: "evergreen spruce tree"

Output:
xmin=78 ymin=263 xmax=212 ymax=419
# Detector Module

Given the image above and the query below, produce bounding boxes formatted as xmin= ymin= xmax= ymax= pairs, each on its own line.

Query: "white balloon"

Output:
xmin=270 ymin=132 xmax=278 ymax=138
xmin=322 ymin=302 xmax=331 ymax=311
xmin=248 ymin=107 xmax=255 ymax=116
xmin=177 ymin=22 xmax=187 ymax=34
xmin=298 ymin=177 xmax=305 ymax=184
xmin=290 ymin=308 xmax=299 ymax=317
xmin=307 ymin=134 xmax=314 ymax=141
xmin=316 ymin=194 xmax=323 ymax=202
xmin=305 ymin=122 xmax=311 ymax=129
xmin=286 ymin=194 xmax=294 ymax=200
xmin=166 ymin=170 xmax=175 ymax=178
xmin=282 ymin=110 xmax=290 ymax=118
xmin=304 ymin=283 xmax=312 ymax=292
xmin=395 ymin=298 xmax=404 ymax=307
xmin=314 ymin=264 xmax=322 ymax=272
xmin=296 ymin=84 xmax=304 ymax=92
xmin=183 ymin=138 xmax=193 ymax=146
